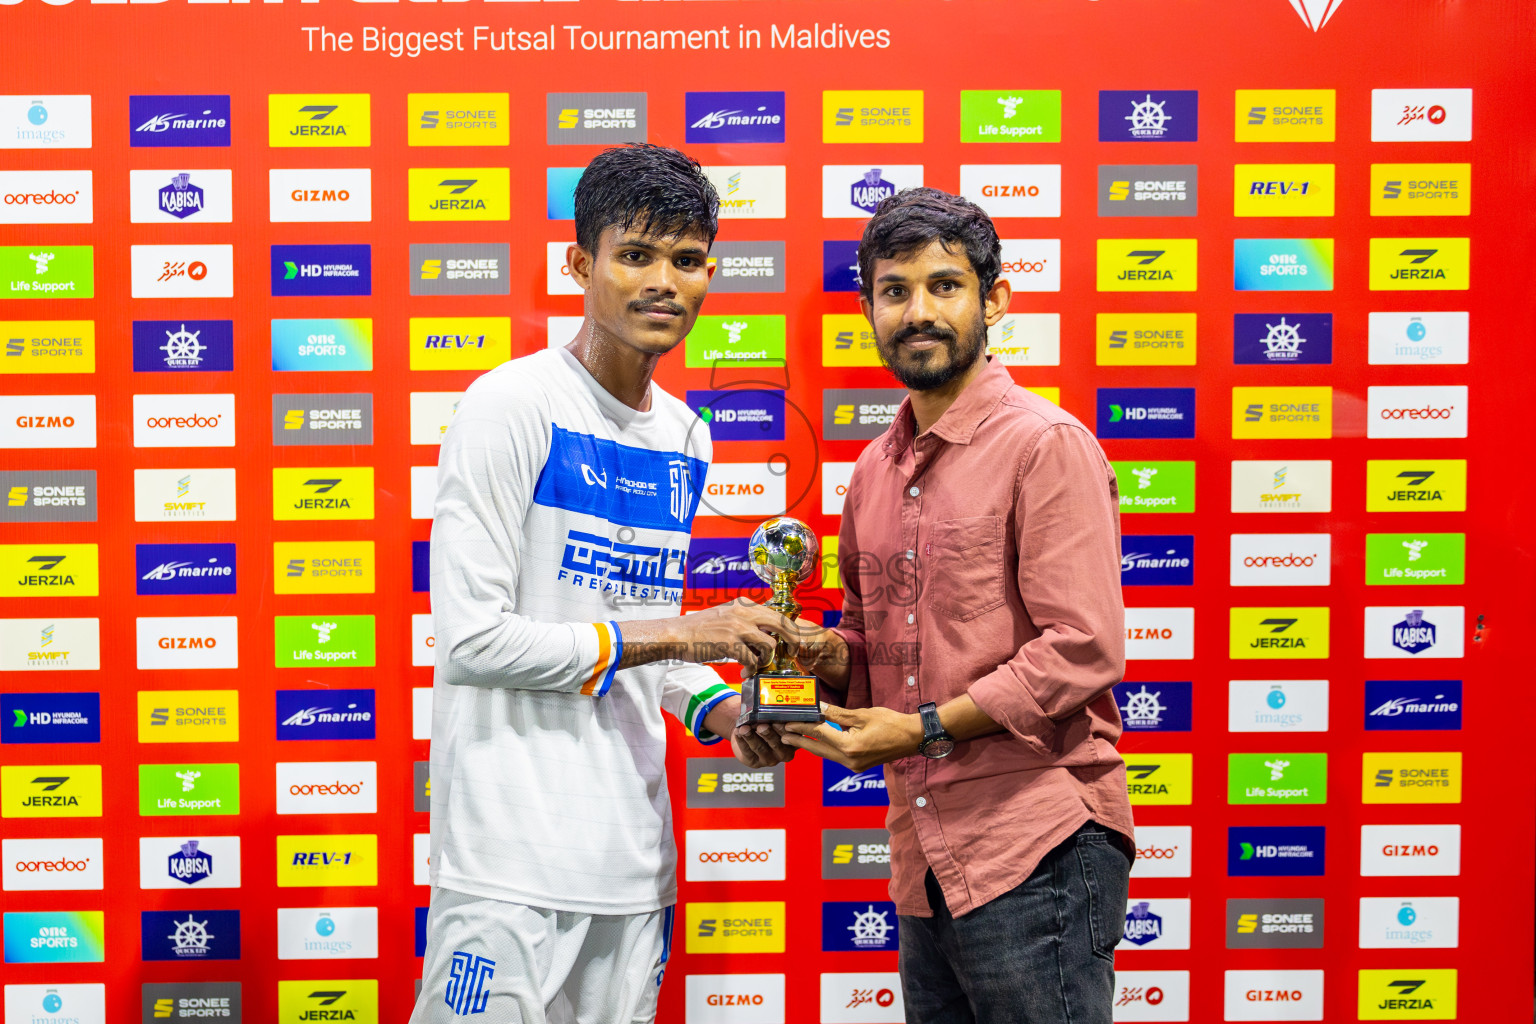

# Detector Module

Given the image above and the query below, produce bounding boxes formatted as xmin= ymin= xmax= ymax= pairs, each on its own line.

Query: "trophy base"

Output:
xmin=738 ymin=671 xmax=824 ymax=726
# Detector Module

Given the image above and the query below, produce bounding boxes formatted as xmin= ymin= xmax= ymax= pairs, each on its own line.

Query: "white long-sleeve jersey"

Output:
xmin=427 ymin=346 xmax=735 ymax=915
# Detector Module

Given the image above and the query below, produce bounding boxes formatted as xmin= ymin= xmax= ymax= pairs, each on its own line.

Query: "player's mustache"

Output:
xmin=891 ymin=323 xmax=958 ymax=345
xmin=630 ymin=298 xmax=686 ymax=314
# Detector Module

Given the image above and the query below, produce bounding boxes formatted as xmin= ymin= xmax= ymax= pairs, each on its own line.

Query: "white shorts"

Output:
xmin=409 ymin=886 xmax=674 ymax=1024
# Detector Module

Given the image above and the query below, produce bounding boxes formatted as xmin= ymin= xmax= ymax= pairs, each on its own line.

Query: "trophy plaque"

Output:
xmin=737 ymin=516 xmax=825 ymax=726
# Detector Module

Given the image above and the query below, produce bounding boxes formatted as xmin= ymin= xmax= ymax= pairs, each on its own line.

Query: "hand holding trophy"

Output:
xmin=736 ymin=516 xmax=825 ymax=727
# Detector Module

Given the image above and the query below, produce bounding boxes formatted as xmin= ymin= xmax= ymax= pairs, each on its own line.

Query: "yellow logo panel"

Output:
xmin=685 ymin=901 xmax=785 ymax=954
xmin=821 ymin=535 xmax=840 ymax=589
xmin=276 ymin=834 xmax=379 ymax=887
xmin=274 ymin=541 xmax=376 ymax=595
xmin=1362 ymin=752 xmax=1462 ymax=805
xmin=1235 ymin=89 xmax=1335 ymax=142
xmin=278 ymin=980 xmax=378 ymax=1024
xmin=1096 ymin=313 xmax=1197 ymax=365
xmin=822 ymin=314 xmax=881 ymax=367
xmin=1025 ymin=386 xmax=1060 ymax=406
xmin=1358 ymin=969 xmax=1457 ymax=1020
xmin=1368 ymin=237 xmax=1469 ymax=291
xmin=1230 ymin=607 xmax=1330 ymax=660
xmin=137 ymin=690 xmax=239 ymax=744
xmin=0 ymin=543 xmax=99 ymax=596
xmin=409 ymin=317 xmax=512 ymax=371
xmin=1365 ymin=459 xmax=1467 ymax=512
xmin=407 ymin=168 xmax=511 ymax=222
xmin=1370 ymin=164 xmax=1470 ymax=217
xmin=269 ymin=94 xmax=371 ymax=147
xmin=1232 ymin=386 xmax=1332 ymax=439
xmin=822 ymin=90 xmax=923 ymax=143
xmin=1124 ymin=753 xmax=1193 ymax=805
xmin=407 ymin=93 xmax=510 ymax=147
xmin=1095 ymin=239 xmax=1197 ymax=292
xmin=1233 ymin=164 xmax=1335 ymax=217
xmin=272 ymin=467 xmax=375 ymax=521
xmin=0 ymin=321 xmax=95 ymax=373
xmin=1 ymin=764 xmax=103 ymax=818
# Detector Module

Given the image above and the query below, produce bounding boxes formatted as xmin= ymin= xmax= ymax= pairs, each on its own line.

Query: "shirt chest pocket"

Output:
xmin=925 ymin=515 xmax=1006 ymax=621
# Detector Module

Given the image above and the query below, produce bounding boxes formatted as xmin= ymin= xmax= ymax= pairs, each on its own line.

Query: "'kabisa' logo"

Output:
xmin=157 ymin=174 xmax=204 ymax=220
xmin=1392 ymin=609 xmax=1437 ymax=654
xmin=446 ymin=950 xmax=496 ymax=1015
xmin=168 ymin=840 xmax=213 ymax=885
xmin=851 ymin=169 xmax=896 ymax=215
xmin=1123 ymin=902 xmax=1163 ymax=945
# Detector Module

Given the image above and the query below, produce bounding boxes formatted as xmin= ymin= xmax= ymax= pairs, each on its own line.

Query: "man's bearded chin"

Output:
xmin=880 ymin=320 xmax=987 ymax=391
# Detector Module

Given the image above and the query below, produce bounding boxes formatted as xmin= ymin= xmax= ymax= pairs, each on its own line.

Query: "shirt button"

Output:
xmin=908 ymin=486 xmax=920 ymax=497
xmin=906 ymin=613 xmax=915 ymax=625
xmin=915 ymin=797 xmax=928 ymax=808
xmin=905 ymin=550 xmax=914 ymax=560
xmin=906 ymin=675 xmax=916 ymax=687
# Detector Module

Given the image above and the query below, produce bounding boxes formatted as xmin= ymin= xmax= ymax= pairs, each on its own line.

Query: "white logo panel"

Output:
xmin=698 ymin=463 xmax=786 ymax=517
xmin=1229 ymin=534 xmax=1331 ymax=586
xmin=138 ymin=835 xmax=242 ymax=890
xmin=818 ymin=973 xmax=905 ymax=1024
xmin=276 ymin=906 xmax=379 ymax=960
xmin=1358 ymin=896 xmax=1459 ymax=949
xmin=275 ymin=761 xmax=378 ymax=815
xmin=685 ymin=829 xmax=787 ymax=882
xmin=133 ymin=393 xmax=236 ymax=448
xmin=2 ymin=838 xmax=103 ymax=891
xmin=1227 ymin=680 xmax=1329 ymax=733
xmin=1367 ymin=312 xmax=1468 ymax=365
xmin=133 ymin=468 xmax=238 ymax=522
xmin=410 ymin=392 xmax=462 ymax=446
xmin=1125 ymin=608 xmax=1194 ymax=660
xmin=821 ymin=165 xmax=924 ymax=220
xmin=1360 ymin=824 xmax=1461 ymax=876
xmin=4 ymin=985 xmax=105 ymax=1024
xmin=999 ymin=239 xmax=1061 ymax=292
xmin=136 ymin=616 xmax=239 ymax=670
xmin=130 ymin=244 xmax=235 ymax=298
xmin=704 ymin=165 xmax=787 ymax=220
xmin=686 ymin=974 xmax=786 ymax=1024
xmin=269 ymin=168 xmax=372 ymax=223
xmin=1230 ymin=460 xmax=1331 ymax=514
xmin=1363 ymin=605 xmax=1464 ymax=659
xmin=987 ymin=313 xmax=1060 ymax=366
xmin=1112 ymin=971 xmax=1190 ymax=1022
xmin=821 ymin=462 xmax=856 ymax=516
xmin=411 ymin=465 xmax=438 ymax=519
xmin=1371 ymin=88 xmax=1472 ymax=142
xmin=128 ymin=169 xmax=232 ymax=223
xmin=0 ymin=95 xmax=93 ymax=149
xmin=1118 ymin=898 xmax=1190 ymax=951
xmin=413 ymin=688 xmax=431 ymax=740
xmin=1366 ymin=385 xmax=1467 ymax=439
xmin=959 ymin=164 xmax=1062 ymax=218
xmin=0 ymin=617 xmax=100 ymax=672
xmin=0 ymin=171 xmax=93 ymax=223
xmin=1221 ymin=970 xmax=1322 ymax=1021
xmin=412 ymin=615 xmax=435 ymax=668
xmin=0 ymin=395 xmax=97 ymax=449
xmin=1130 ymin=826 xmax=1191 ymax=879
xmin=546 ymin=241 xmax=583 ymax=296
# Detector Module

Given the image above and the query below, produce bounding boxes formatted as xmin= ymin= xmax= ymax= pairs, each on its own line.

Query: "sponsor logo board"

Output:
xmin=1124 ymin=607 xmax=1194 ymax=660
xmin=1 ymin=765 xmax=103 ymax=819
xmin=960 ymin=90 xmax=1060 ymax=143
xmin=0 ymin=95 xmax=92 ymax=149
xmin=1097 ymin=165 xmax=1198 ymax=217
xmin=1226 ymin=898 xmax=1325 ymax=949
xmin=706 ymin=241 xmax=785 ymax=293
xmin=1365 ymin=680 xmax=1462 ymax=731
xmin=1371 ymin=89 xmax=1472 ymax=142
xmin=275 ymin=761 xmax=377 ymax=814
xmin=1124 ymin=753 xmax=1192 ymax=805
xmin=128 ymin=170 xmax=231 ymax=223
xmin=133 ymin=320 xmax=235 ymax=373
xmin=1222 ymin=969 xmax=1324 ymax=1021
xmin=1358 ymin=897 xmax=1458 ymax=949
xmin=138 ymin=835 xmax=241 ymax=888
xmin=269 ymin=167 xmax=372 ymax=223
xmin=3 ymin=911 xmax=105 ymax=963
xmin=0 ymin=618 xmax=100 ymax=672
xmin=1236 ymin=89 xmax=1336 ymax=142
xmin=1 ymin=838 xmax=104 ymax=890
xmin=1228 ymin=826 xmax=1326 ymax=877
xmin=0 ymin=170 xmax=93 ymax=224
xmin=822 ymin=90 xmax=922 ymax=143
xmin=1367 ymin=311 xmax=1468 ymax=365
xmin=958 ymin=164 xmax=1061 ymax=218
xmin=135 ymin=617 xmax=239 ymax=670
xmin=1230 ymin=534 xmax=1331 ymax=586
xmin=1365 ymin=460 xmax=1466 ymax=512
xmin=1361 ymin=824 xmax=1460 ymax=876
xmin=1366 ymin=385 xmax=1467 ymax=438
xmin=685 ymin=902 xmax=784 ymax=955
xmin=822 ymin=165 xmax=923 ymax=219
xmin=138 ymin=764 xmax=240 ymax=817
xmin=1 ymin=692 xmax=99 ymax=745
xmin=1114 ymin=462 xmax=1195 ymax=514
xmin=0 ymin=470 xmax=96 ymax=523
xmin=1368 ymin=237 xmax=1470 ymax=290
xmin=130 ymin=95 xmax=231 ymax=147
xmin=0 ymin=246 xmax=93 ymax=300
xmin=408 ymin=93 xmax=509 ymax=147
xmin=1131 ymin=826 xmax=1192 ymax=878
xmin=547 ymin=92 xmax=647 ymax=145
xmin=2 ymin=319 xmax=95 ymax=374
xmin=1228 ymin=680 xmax=1329 ymax=733
xmin=268 ymin=94 xmax=370 ymax=148
xmin=1116 ymin=682 xmax=1193 ymax=732
xmin=130 ymin=245 xmax=234 ymax=299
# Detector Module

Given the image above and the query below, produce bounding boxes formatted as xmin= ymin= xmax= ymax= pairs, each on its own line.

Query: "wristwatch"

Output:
xmin=917 ymin=701 xmax=955 ymax=759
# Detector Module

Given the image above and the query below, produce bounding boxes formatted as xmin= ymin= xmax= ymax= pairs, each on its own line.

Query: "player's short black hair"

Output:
xmin=857 ymin=187 xmax=1002 ymax=300
xmin=574 ymin=144 xmax=720 ymax=255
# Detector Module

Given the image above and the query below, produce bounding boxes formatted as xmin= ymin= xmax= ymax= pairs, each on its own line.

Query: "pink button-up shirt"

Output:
xmin=831 ymin=355 xmax=1134 ymax=918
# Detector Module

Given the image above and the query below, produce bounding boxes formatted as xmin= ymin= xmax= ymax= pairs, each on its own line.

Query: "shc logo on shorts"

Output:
xmin=446 ymin=951 xmax=495 ymax=1015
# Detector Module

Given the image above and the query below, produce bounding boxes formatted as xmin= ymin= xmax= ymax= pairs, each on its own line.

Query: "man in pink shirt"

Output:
xmin=784 ymin=188 xmax=1134 ymax=1024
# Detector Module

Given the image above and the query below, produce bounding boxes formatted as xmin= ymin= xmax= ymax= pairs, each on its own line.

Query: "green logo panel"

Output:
xmin=1 ymin=246 xmax=94 ymax=299
xmin=960 ymin=90 xmax=1062 ymax=143
xmin=274 ymin=614 xmax=377 ymax=667
xmin=685 ymin=315 xmax=787 ymax=368
xmin=139 ymin=763 xmax=240 ymax=816
xmin=1228 ymin=753 xmax=1327 ymax=804
xmin=1113 ymin=461 xmax=1195 ymax=513
xmin=1365 ymin=533 xmax=1465 ymax=585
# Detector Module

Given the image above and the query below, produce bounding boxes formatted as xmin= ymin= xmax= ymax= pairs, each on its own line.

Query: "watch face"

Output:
xmin=923 ymin=738 xmax=955 ymax=759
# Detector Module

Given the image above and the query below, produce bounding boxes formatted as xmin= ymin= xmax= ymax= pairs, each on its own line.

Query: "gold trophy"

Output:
xmin=737 ymin=516 xmax=825 ymax=726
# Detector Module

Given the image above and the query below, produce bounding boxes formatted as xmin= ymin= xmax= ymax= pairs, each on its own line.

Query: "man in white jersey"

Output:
xmin=412 ymin=145 xmax=797 ymax=1024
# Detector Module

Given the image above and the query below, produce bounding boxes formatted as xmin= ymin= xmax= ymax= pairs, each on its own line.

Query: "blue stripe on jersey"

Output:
xmin=533 ymin=425 xmax=708 ymax=532
xmin=659 ymin=905 xmax=675 ymax=965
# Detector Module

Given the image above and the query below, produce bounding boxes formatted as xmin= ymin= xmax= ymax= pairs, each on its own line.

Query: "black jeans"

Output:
xmin=898 ymin=821 xmax=1132 ymax=1024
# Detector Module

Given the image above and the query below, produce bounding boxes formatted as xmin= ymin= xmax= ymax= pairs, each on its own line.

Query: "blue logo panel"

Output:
xmin=275 ymin=689 xmax=376 ymax=741
xmin=141 ymin=910 xmax=241 ymax=961
xmin=821 ymin=901 xmax=899 ymax=952
xmin=823 ymin=241 xmax=862 ymax=293
xmin=136 ymin=543 xmax=237 ymax=596
xmin=415 ymin=907 xmax=429 ymax=957
xmin=687 ymin=537 xmax=760 ymax=591
xmin=686 ymin=389 xmax=786 ymax=441
xmin=546 ymin=167 xmax=581 ymax=220
xmin=413 ymin=541 xmax=430 ymax=593
xmin=2 ymin=692 xmax=100 ymax=744
xmin=685 ymin=91 xmax=786 ymax=143
xmin=823 ymin=761 xmax=889 ymax=807
xmin=129 ymin=95 xmax=232 ymax=147
xmin=1227 ymin=826 xmax=1326 ymax=877
xmin=1365 ymin=680 xmax=1462 ymax=731
xmin=1116 ymin=681 xmax=1192 ymax=732
xmin=1096 ymin=388 xmax=1195 ymax=439
xmin=271 ymin=245 xmax=372 ymax=297
xmin=1098 ymin=91 xmax=1199 ymax=142
xmin=132 ymin=320 xmax=235 ymax=373
xmin=1121 ymin=535 xmax=1194 ymax=586
xmin=1233 ymin=313 xmax=1333 ymax=365
xmin=533 ymin=425 xmax=707 ymax=532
